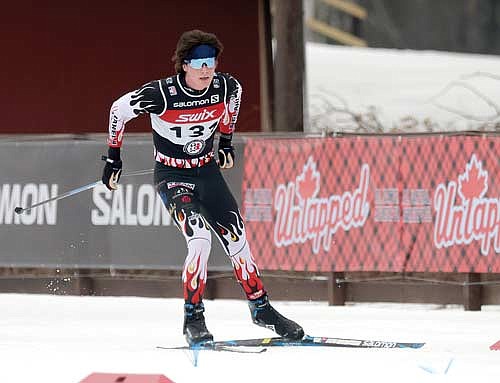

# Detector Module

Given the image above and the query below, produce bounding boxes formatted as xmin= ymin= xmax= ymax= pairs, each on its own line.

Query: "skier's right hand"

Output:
xmin=101 ymin=147 xmax=122 ymax=191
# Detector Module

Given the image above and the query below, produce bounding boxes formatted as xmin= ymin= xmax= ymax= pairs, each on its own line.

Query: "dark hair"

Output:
xmin=172 ymin=30 xmax=224 ymax=74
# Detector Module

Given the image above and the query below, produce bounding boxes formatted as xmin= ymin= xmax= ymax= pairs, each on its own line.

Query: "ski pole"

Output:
xmin=14 ymin=167 xmax=154 ymax=215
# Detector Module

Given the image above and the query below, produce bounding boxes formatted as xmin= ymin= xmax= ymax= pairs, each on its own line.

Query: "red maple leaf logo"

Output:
xmin=458 ymin=154 xmax=488 ymax=200
xmin=296 ymin=156 xmax=320 ymax=201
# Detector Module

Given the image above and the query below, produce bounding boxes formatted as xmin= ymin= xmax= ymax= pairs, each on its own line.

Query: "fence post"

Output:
xmin=75 ymin=269 xmax=94 ymax=295
xmin=463 ymin=273 xmax=481 ymax=311
xmin=328 ymin=272 xmax=346 ymax=306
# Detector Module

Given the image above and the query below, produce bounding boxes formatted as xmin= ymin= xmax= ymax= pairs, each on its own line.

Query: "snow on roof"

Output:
xmin=306 ymin=42 xmax=500 ymax=133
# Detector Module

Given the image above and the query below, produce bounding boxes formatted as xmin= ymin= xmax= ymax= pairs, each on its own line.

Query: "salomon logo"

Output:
xmin=173 ymin=99 xmax=210 ymax=107
xmin=91 ymin=184 xmax=171 ymax=226
xmin=0 ymin=184 xmax=58 ymax=225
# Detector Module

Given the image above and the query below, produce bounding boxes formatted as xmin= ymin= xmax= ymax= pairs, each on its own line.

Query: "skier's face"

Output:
xmin=183 ymin=58 xmax=217 ymax=90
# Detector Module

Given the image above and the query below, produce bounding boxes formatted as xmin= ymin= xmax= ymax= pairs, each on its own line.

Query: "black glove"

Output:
xmin=101 ymin=147 xmax=122 ymax=190
xmin=218 ymin=136 xmax=235 ymax=169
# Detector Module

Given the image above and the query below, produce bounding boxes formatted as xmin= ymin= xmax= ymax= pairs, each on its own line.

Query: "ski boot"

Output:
xmin=248 ymin=294 xmax=304 ymax=339
xmin=183 ymin=302 xmax=213 ymax=345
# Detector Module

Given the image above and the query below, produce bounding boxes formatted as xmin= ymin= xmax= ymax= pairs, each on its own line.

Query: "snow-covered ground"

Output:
xmin=1 ymin=294 xmax=499 ymax=383
xmin=306 ymin=43 xmax=500 ymax=133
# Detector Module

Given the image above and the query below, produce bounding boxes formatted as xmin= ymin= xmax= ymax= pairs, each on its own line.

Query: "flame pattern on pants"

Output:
xmin=215 ymin=211 xmax=264 ymax=300
xmin=156 ymin=162 xmax=266 ymax=305
xmin=173 ymin=207 xmax=211 ymax=304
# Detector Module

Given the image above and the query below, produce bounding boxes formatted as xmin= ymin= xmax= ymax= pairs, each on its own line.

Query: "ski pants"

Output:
xmin=155 ymin=161 xmax=266 ymax=305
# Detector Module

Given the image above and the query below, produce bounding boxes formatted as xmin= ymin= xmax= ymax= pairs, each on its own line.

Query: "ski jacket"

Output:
xmin=107 ymin=72 xmax=242 ymax=168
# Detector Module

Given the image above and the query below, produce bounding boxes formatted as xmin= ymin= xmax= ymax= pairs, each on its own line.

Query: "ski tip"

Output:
xmin=305 ymin=335 xmax=425 ymax=349
xmin=402 ymin=342 xmax=426 ymax=349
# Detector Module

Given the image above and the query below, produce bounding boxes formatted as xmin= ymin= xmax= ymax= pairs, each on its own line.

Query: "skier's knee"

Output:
xmin=187 ymin=235 xmax=212 ymax=258
xmin=187 ymin=217 xmax=212 ymax=243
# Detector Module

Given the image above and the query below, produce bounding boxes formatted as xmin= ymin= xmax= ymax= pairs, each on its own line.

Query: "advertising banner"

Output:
xmin=3 ymin=134 xmax=499 ymax=273
xmin=401 ymin=136 xmax=500 ymax=272
xmin=0 ymin=137 xmax=244 ymax=270
xmin=242 ymin=135 xmax=500 ymax=273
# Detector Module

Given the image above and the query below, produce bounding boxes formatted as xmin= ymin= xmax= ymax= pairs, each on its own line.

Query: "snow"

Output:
xmin=306 ymin=43 xmax=500 ymax=133
xmin=1 ymin=294 xmax=499 ymax=382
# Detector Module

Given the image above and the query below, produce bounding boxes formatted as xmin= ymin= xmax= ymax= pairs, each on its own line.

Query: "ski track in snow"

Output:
xmin=1 ymin=294 xmax=499 ymax=383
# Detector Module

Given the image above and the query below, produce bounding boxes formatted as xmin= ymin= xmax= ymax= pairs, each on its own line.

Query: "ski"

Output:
xmin=157 ymin=343 xmax=266 ymax=367
xmin=158 ymin=334 xmax=424 ymax=351
xmin=157 ymin=344 xmax=267 ymax=354
xmin=207 ymin=335 xmax=425 ymax=349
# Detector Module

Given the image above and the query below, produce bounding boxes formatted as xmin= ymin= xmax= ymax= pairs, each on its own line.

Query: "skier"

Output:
xmin=101 ymin=29 xmax=304 ymax=345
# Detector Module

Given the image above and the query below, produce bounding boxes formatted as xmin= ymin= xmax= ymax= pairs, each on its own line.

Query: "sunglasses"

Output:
xmin=185 ymin=57 xmax=216 ymax=69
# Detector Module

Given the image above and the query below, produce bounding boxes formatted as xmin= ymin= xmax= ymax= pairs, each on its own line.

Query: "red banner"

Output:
xmin=242 ymin=136 xmax=500 ymax=273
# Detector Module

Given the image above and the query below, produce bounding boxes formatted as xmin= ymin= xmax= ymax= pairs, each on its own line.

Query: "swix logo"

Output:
xmin=274 ymin=156 xmax=370 ymax=254
xmin=175 ymin=109 xmax=216 ymax=123
xmin=434 ymin=154 xmax=500 ymax=256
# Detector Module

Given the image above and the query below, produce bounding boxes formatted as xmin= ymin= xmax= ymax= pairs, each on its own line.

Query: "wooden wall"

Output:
xmin=0 ymin=0 xmax=262 ymax=134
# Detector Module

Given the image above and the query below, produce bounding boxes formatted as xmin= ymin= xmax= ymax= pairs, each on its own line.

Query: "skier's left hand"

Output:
xmin=218 ymin=136 xmax=234 ymax=169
